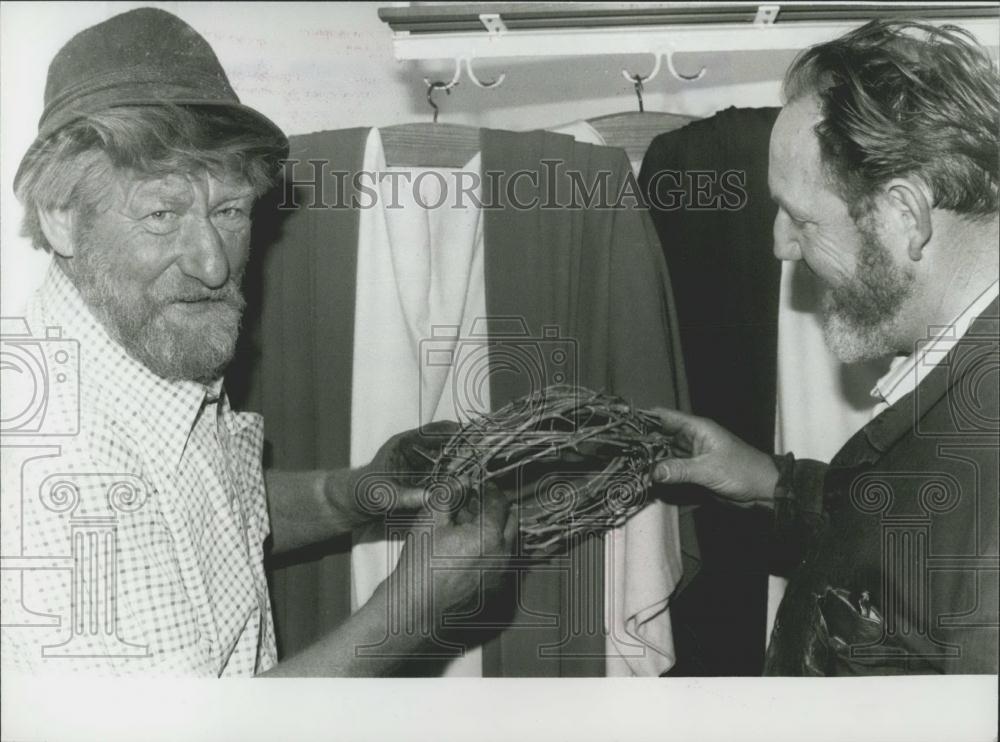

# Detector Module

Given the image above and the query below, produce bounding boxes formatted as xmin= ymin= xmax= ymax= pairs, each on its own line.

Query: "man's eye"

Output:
xmin=213 ymin=206 xmax=251 ymax=229
xmin=142 ymin=210 xmax=179 ymax=232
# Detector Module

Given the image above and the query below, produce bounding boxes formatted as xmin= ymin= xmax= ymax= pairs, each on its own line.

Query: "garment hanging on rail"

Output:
xmin=544 ymin=117 xmax=698 ymax=676
xmin=235 ymin=126 xmax=691 ymax=676
xmin=550 ymin=111 xmax=696 ymax=175
xmin=548 ymin=113 xmax=704 ymax=626
xmin=349 ymin=129 xmax=487 ymax=677
xmin=549 ymin=113 xmax=695 ymax=175
xmin=229 ymin=127 xmax=369 ymax=659
xmin=639 ymin=107 xmax=781 ymax=676
xmin=541 ymin=120 xmax=694 ymax=676
xmin=480 ymin=128 xmax=689 ymax=676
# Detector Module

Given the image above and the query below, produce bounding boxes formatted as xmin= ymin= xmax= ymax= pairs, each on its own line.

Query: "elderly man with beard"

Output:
xmin=652 ymin=20 xmax=999 ymax=675
xmin=2 ymin=7 xmax=514 ymax=677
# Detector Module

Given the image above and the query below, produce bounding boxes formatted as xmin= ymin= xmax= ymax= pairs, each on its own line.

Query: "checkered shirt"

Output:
xmin=1 ymin=264 xmax=276 ymax=676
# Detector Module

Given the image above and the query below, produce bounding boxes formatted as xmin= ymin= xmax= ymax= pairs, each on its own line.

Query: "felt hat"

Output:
xmin=14 ymin=7 xmax=287 ymax=189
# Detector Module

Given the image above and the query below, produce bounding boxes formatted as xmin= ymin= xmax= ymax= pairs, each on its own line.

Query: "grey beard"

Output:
xmin=820 ymin=226 xmax=915 ymax=364
xmin=68 ymin=245 xmax=245 ymax=385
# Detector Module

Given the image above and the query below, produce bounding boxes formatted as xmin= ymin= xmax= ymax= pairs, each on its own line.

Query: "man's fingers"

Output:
xmin=648 ymin=407 xmax=699 ymax=437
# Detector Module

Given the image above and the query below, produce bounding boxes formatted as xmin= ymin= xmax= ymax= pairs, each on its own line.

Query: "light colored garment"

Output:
xmin=872 ymin=280 xmax=1000 ymax=414
xmin=547 ymin=120 xmax=607 ymax=147
xmin=349 ymin=128 xmax=487 ymax=676
xmin=603 ymin=501 xmax=681 ymax=676
xmin=548 ymin=119 xmax=681 ymax=677
xmin=1 ymin=264 xmax=274 ymax=676
xmin=550 ymin=115 xmax=696 ymax=175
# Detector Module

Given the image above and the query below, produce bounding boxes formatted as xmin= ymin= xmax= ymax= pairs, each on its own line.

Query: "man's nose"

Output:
xmin=177 ymin=217 xmax=229 ymax=288
xmin=772 ymin=212 xmax=802 ymax=262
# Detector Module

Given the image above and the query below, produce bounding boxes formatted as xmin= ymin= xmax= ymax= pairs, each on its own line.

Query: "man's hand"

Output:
xmin=650 ymin=408 xmax=779 ymax=510
xmin=266 ymin=421 xmax=465 ymax=555
xmin=373 ymin=420 xmax=462 ymax=486
xmin=391 ymin=483 xmax=517 ymax=621
xmin=263 ymin=481 xmax=517 ymax=677
xmin=372 ymin=419 xmax=464 ymax=512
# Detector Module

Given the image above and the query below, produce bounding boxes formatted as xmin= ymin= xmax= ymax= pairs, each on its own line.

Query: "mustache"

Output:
xmin=158 ymin=280 xmax=245 ymax=305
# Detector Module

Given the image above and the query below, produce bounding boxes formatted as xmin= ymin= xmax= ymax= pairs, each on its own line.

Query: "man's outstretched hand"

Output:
xmin=369 ymin=420 xmax=463 ymax=512
xmin=649 ymin=408 xmax=779 ymax=510
xmin=393 ymin=481 xmax=518 ymax=620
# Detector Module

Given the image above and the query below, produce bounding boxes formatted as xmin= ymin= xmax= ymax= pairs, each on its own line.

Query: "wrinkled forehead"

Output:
xmin=104 ymin=168 xmax=254 ymax=206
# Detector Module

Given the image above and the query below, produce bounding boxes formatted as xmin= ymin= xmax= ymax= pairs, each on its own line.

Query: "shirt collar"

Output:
xmin=33 ymin=263 xmax=221 ymax=470
xmin=871 ymin=280 xmax=1000 ymax=408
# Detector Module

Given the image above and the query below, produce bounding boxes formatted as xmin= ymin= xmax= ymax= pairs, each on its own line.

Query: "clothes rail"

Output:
xmin=379 ymin=2 xmax=999 ymax=84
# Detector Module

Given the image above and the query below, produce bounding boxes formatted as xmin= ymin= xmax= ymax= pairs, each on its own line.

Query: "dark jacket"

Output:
xmin=764 ymin=297 xmax=999 ymax=675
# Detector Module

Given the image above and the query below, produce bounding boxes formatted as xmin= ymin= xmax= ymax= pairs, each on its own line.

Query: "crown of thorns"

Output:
xmin=420 ymin=386 xmax=674 ymax=553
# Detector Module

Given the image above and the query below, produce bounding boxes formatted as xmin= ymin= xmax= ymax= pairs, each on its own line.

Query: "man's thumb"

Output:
xmin=652 ymin=458 xmax=692 ymax=484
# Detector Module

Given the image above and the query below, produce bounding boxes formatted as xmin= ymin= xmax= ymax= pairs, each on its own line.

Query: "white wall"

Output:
xmin=1 ymin=1 xmax=797 ymax=315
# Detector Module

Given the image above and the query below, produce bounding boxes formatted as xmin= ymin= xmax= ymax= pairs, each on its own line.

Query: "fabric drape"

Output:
xmin=348 ymin=130 xmax=488 ymax=677
xmin=480 ymin=129 xmax=690 ymax=676
xmin=230 ymin=127 xmax=370 ymax=657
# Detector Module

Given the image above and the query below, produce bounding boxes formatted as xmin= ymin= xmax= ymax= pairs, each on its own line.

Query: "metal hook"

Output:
xmin=663 ymin=49 xmax=706 ymax=82
xmin=624 ymin=72 xmax=647 ymax=112
xmin=422 ymin=59 xmax=462 ymax=123
xmin=424 ymin=80 xmax=454 ymax=124
xmin=621 ymin=55 xmax=662 ymax=87
xmin=462 ymin=57 xmax=506 ymax=89
xmin=421 ymin=58 xmax=462 ymax=91
xmin=621 ymin=49 xmax=706 ymax=88
xmin=622 ymin=55 xmax=662 ymax=112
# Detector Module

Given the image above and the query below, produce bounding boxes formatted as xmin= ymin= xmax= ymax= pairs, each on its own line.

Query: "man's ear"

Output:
xmin=883 ymin=178 xmax=933 ymax=262
xmin=37 ymin=208 xmax=76 ymax=258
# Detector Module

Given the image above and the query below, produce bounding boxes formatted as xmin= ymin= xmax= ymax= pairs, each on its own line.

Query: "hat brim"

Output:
xmin=13 ymin=99 xmax=289 ymax=191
